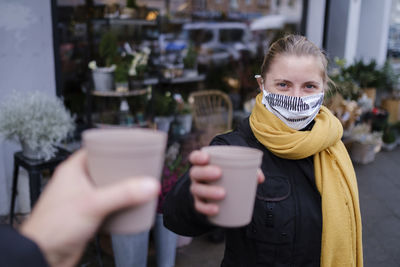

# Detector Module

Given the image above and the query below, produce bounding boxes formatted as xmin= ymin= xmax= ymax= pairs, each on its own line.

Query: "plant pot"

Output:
xmin=121 ymin=7 xmax=136 ymax=18
xmin=21 ymin=141 xmax=42 ymax=160
xmin=381 ymin=98 xmax=400 ymax=123
xmin=177 ymin=114 xmax=192 ymax=134
xmin=349 ymin=142 xmax=377 ymax=164
xmin=184 ymin=69 xmax=198 ymax=78
xmin=115 ymin=82 xmax=129 ymax=92
xmin=128 ymin=76 xmax=145 ymax=90
xmin=154 ymin=116 xmax=174 ymax=133
xmin=362 ymin=87 xmax=376 ymax=105
xmin=382 ymin=142 xmax=397 ymax=151
xmin=92 ymin=68 xmax=115 ymax=91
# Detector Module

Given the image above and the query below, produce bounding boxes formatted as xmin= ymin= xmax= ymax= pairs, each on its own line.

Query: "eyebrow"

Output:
xmin=273 ymin=79 xmax=321 ymax=85
xmin=273 ymin=79 xmax=291 ymax=83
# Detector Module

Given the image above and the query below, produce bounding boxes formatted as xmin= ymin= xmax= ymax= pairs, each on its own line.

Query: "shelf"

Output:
xmin=94 ymin=122 xmax=149 ymax=129
xmin=91 ymin=88 xmax=149 ymax=97
xmin=160 ymin=74 xmax=206 ymax=85
xmin=91 ymin=18 xmax=157 ymax=26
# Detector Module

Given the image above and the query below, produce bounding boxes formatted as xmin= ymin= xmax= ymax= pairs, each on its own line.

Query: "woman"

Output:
xmin=163 ymin=34 xmax=363 ymax=266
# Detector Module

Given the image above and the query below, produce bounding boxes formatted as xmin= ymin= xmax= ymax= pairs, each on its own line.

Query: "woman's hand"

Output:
xmin=189 ymin=150 xmax=265 ymax=216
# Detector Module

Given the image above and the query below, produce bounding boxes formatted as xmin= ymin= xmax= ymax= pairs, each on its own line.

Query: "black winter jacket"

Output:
xmin=163 ymin=118 xmax=322 ymax=266
xmin=0 ymin=226 xmax=49 ymax=267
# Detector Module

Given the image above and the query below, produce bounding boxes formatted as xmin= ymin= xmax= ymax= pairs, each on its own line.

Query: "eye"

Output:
xmin=277 ymin=82 xmax=287 ymax=88
xmin=305 ymin=84 xmax=317 ymax=89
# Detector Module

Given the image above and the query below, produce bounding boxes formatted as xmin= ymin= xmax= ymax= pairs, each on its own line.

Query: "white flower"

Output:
xmin=88 ymin=60 xmax=97 ymax=70
xmin=128 ymin=47 xmax=151 ymax=76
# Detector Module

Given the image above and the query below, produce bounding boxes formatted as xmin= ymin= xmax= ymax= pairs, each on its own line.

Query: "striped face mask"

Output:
xmin=261 ymin=85 xmax=324 ymax=130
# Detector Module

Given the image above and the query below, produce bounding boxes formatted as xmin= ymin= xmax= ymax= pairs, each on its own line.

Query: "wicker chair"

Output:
xmin=188 ymin=90 xmax=233 ymax=139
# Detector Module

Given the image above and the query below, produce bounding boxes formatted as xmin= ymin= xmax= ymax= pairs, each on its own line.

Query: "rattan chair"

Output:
xmin=188 ymin=90 xmax=233 ymax=135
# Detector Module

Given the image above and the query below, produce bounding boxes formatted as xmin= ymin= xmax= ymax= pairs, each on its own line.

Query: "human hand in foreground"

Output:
xmin=20 ymin=150 xmax=160 ymax=267
xmin=189 ymin=150 xmax=265 ymax=216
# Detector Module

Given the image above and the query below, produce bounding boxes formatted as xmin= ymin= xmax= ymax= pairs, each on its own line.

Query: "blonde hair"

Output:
xmin=261 ymin=34 xmax=332 ymax=88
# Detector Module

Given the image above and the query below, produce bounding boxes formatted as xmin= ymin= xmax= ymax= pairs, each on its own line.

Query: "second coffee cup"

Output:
xmin=201 ymin=145 xmax=263 ymax=227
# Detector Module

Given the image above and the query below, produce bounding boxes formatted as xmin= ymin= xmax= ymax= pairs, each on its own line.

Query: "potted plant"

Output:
xmin=114 ymin=54 xmax=132 ymax=92
xmin=380 ymin=61 xmax=400 ymax=123
xmin=347 ymin=124 xmax=382 ymax=164
xmin=382 ymin=124 xmax=397 ymax=151
xmin=153 ymin=91 xmax=176 ymax=133
xmin=347 ymin=59 xmax=388 ymax=104
xmin=121 ymin=0 xmax=137 ymax=18
xmin=89 ymin=31 xmax=118 ymax=91
xmin=183 ymin=44 xmax=198 ymax=77
xmin=174 ymin=93 xmax=192 ymax=134
xmin=329 ymin=58 xmax=360 ymax=102
xmin=0 ymin=91 xmax=75 ymax=160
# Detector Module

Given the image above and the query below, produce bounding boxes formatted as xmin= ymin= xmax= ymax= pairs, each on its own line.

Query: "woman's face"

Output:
xmin=257 ymin=55 xmax=324 ymax=97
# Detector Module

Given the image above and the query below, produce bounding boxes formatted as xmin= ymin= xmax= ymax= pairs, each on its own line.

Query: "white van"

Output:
xmin=180 ymin=22 xmax=257 ymax=65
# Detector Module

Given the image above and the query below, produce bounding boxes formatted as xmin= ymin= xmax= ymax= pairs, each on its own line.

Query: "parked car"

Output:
xmin=179 ymin=22 xmax=257 ymax=66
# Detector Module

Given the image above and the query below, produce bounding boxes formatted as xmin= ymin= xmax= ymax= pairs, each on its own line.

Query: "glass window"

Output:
xmin=185 ymin=29 xmax=214 ymax=45
xmin=219 ymin=29 xmax=244 ymax=43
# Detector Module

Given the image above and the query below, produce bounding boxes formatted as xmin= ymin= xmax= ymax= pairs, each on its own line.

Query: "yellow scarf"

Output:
xmin=249 ymin=93 xmax=363 ymax=267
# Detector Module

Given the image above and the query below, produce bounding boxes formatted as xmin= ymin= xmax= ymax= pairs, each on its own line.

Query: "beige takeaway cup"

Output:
xmin=83 ymin=128 xmax=167 ymax=234
xmin=201 ymin=145 xmax=263 ymax=227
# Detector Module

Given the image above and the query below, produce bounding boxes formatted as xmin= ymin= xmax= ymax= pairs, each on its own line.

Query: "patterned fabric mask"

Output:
xmin=261 ymin=85 xmax=324 ymax=130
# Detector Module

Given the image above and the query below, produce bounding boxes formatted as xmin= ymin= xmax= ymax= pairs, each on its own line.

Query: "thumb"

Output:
xmin=93 ymin=177 xmax=160 ymax=219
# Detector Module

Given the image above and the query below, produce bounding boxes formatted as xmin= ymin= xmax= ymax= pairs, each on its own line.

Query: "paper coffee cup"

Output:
xmin=201 ymin=145 xmax=263 ymax=227
xmin=83 ymin=128 xmax=167 ymax=234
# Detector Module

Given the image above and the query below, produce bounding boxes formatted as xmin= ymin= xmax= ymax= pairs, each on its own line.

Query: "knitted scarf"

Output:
xmin=249 ymin=93 xmax=363 ymax=267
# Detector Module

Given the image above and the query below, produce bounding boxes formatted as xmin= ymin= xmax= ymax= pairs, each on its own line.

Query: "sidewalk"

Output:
xmin=169 ymin=146 xmax=400 ymax=267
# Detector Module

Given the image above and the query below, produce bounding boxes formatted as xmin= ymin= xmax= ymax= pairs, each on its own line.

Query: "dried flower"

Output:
xmin=0 ymin=91 xmax=75 ymax=160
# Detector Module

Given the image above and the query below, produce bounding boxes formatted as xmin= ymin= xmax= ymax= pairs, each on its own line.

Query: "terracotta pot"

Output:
xmin=362 ymin=87 xmax=376 ymax=104
xmin=381 ymin=98 xmax=400 ymax=123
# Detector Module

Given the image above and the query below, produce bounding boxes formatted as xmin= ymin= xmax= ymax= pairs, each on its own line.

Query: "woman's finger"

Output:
xmin=190 ymin=183 xmax=225 ymax=201
xmin=190 ymin=165 xmax=222 ymax=183
xmin=189 ymin=150 xmax=209 ymax=166
xmin=193 ymin=196 xmax=219 ymax=216
xmin=257 ymin=168 xmax=265 ymax=184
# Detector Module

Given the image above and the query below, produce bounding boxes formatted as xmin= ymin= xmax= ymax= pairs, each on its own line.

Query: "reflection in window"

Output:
xmin=219 ymin=29 xmax=244 ymax=43
xmin=186 ymin=29 xmax=214 ymax=45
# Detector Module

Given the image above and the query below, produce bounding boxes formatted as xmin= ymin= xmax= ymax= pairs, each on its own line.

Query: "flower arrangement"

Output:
xmin=347 ymin=124 xmax=382 ymax=146
xmin=0 ymin=91 xmax=75 ymax=160
xmin=330 ymin=58 xmax=399 ymax=97
xmin=157 ymin=142 xmax=189 ymax=213
xmin=129 ymin=46 xmax=151 ymax=78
